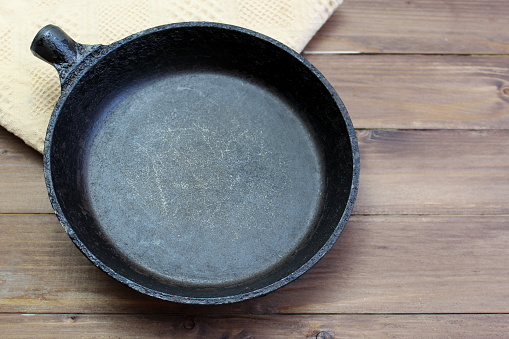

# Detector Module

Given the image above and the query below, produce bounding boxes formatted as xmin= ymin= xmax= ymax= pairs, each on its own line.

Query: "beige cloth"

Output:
xmin=0 ymin=0 xmax=342 ymax=153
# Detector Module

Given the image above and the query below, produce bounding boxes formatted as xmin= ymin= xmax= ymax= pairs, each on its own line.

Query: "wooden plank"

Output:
xmin=307 ymin=55 xmax=509 ymax=130
xmin=0 ymin=127 xmax=51 ymax=213
xmin=0 ymin=127 xmax=42 ymax=166
xmin=305 ymin=0 xmax=509 ymax=54
xmin=0 ymin=314 xmax=508 ymax=338
xmin=3 ymin=59 xmax=509 ymax=149
xmin=354 ymin=129 xmax=509 ymax=215
xmin=2 ymin=128 xmax=509 ymax=215
xmin=0 ymin=169 xmax=52 ymax=213
xmin=3 ymin=57 xmax=509 ymax=149
xmin=3 ymin=59 xmax=509 ymax=158
xmin=1 ymin=214 xmax=508 ymax=314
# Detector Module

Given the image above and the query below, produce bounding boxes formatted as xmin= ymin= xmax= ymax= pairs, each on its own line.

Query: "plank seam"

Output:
xmin=0 ymin=312 xmax=508 ymax=316
xmin=303 ymin=52 xmax=509 ymax=57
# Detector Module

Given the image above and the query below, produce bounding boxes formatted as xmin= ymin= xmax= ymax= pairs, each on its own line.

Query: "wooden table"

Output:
xmin=1 ymin=1 xmax=508 ymax=337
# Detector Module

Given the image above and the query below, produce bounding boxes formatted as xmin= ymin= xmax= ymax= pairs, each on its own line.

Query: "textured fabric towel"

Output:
xmin=0 ymin=0 xmax=342 ymax=152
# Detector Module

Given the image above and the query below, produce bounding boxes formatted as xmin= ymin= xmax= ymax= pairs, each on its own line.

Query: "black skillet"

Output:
xmin=30 ymin=23 xmax=360 ymax=304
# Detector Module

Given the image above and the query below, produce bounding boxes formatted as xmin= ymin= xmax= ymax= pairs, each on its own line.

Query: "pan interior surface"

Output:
xmin=84 ymin=71 xmax=324 ymax=287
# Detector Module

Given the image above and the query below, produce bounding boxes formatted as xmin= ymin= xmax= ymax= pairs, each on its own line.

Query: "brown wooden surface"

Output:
xmin=305 ymin=0 xmax=509 ymax=54
xmin=1 ymin=214 xmax=508 ymax=314
xmin=1 ymin=0 xmax=509 ymax=337
xmin=1 ymin=314 xmax=508 ymax=338
xmin=312 ymin=55 xmax=509 ymax=130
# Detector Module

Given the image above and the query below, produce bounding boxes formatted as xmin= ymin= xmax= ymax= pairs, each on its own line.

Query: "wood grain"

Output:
xmin=307 ymin=55 xmax=509 ymax=130
xmin=1 ymin=314 xmax=508 ymax=338
xmin=355 ymin=129 xmax=509 ymax=215
xmin=1 ymin=214 xmax=508 ymax=314
xmin=3 ymin=127 xmax=508 ymax=215
xmin=0 ymin=128 xmax=50 ymax=213
xmin=305 ymin=0 xmax=509 ymax=54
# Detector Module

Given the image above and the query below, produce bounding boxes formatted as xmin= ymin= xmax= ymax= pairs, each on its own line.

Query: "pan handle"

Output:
xmin=30 ymin=25 xmax=100 ymax=85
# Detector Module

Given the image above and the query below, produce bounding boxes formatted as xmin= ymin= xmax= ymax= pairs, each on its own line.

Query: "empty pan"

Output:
xmin=31 ymin=22 xmax=360 ymax=304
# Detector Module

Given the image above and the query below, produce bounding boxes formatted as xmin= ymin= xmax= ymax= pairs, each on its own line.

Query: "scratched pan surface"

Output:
xmin=34 ymin=23 xmax=359 ymax=304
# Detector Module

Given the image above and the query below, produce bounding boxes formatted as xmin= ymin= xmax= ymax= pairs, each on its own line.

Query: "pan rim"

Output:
xmin=43 ymin=21 xmax=360 ymax=304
